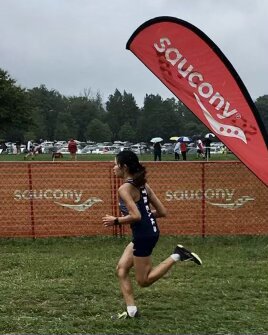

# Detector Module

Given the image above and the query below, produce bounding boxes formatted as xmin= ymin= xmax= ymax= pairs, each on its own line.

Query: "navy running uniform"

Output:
xmin=119 ymin=180 xmax=160 ymax=257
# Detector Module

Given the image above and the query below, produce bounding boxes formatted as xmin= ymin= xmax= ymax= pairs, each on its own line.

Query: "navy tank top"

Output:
xmin=119 ymin=179 xmax=160 ymax=238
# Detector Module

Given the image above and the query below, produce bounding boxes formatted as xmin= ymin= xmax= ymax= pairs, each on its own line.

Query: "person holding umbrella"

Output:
xmin=150 ymin=137 xmax=163 ymax=161
xmin=178 ymin=137 xmax=191 ymax=161
xmin=153 ymin=142 xmax=162 ymax=161
xmin=204 ymin=133 xmax=215 ymax=159
xmin=174 ymin=140 xmax=181 ymax=160
xmin=180 ymin=140 xmax=188 ymax=161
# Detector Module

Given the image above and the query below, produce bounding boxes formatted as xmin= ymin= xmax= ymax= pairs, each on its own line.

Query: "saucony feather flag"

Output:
xmin=126 ymin=17 xmax=268 ymax=186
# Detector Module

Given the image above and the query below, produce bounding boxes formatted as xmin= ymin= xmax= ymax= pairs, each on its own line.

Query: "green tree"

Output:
xmin=27 ymin=85 xmax=66 ymax=140
xmin=0 ymin=68 xmax=32 ymax=138
xmin=178 ymin=103 xmax=209 ymax=137
xmin=54 ymin=108 xmax=78 ymax=140
xmin=86 ymin=119 xmax=112 ymax=142
xmin=118 ymin=122 xmax=136 ymax=142
xmin=137 ymin=94 xmax=183 ymax=142
xmin=105 ymin=89 xmax=140 ymax=140
xmin=67 ymin=94 xmax=105 ymax=141
xmin=122 ymin=91 xmax=140 ymax=129
xmin=106 ymin=89 xmax=124 ymax=140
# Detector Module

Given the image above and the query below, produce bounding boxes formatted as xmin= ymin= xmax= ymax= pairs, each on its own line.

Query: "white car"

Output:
xmin=80 ymin=145 xmax=97 ymax=154
xmin=130 ymin=144 xmax=146 ymax=154
xmin=91 ymin=146 xmax=118 ymax=154
xmin=41 ymin=141 xmax=55 ymax=153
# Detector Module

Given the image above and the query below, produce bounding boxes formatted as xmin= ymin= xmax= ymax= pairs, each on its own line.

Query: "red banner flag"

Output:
xmin=127 ymin=17 xmax=268 ymax=186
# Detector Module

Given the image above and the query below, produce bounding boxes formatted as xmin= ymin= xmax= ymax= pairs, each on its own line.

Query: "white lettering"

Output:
xmin=174 ymin=190 xmax=184 ymax=201
xmin=217 ymin=101 xmax=238 ymax=119
xmin=73 ymin=190 xmax=82 ymax=203
xmin=198 ymin=82 xmax=213 ymax=99
xmin=209 ymin=92 xmax=225 ymax=110
xmin=13 ymin=189 xmax=84 ymax=202
xmin=54 ymin=189 xmax=63 ymax=200
xmin=177 ymin=59 xmax=194 ymax=78
xmin=165 ymin=188 xmax=236 ymax=201
xmin=155 ymin=36 xmax=241 ymax=120
xmin=44 ymin=189 xmax=53 ymax=199
xmin=165 ymin=47 xmax=183 ymax=66
xmin=14 ymin=190 xmax=22 ymax=201
xmin=22 ymin=190 xmax=31 ymax=200
xmin=188 ymin=72 xmax=203 ymax=88
xmin=184 ymin=190 xmax=195 ymax=200
xmin=153 ymin=37 xmax=171 ymax=53
xmin=225 ymin=188 xmax=235 ymax=201
xmin=195 ymin=189 xmax=203 ymax=200
xmin=205 ymin=189 xmax=215 ymax=200
xmin=165 ymin=190 xmax=174 ymax=201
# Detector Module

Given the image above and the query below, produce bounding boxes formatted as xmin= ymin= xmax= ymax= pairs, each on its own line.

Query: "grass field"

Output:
xmin=0 ymin=152 xmax=238 ymax=162
xmin=0 ymin=235 xmax=268 ymax=334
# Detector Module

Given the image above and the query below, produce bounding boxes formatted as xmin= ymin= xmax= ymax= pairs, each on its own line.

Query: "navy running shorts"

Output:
xmin=132 ymin=235 xmax=159 ymax=257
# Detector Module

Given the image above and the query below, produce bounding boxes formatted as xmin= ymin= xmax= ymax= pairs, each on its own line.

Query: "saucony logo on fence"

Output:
xmin=207 ymin=196 xmax=254 ymax=210
xmin=165 ymin=189 xmax=255 ymax=210
xmin=14 ymin=189 xmax=103 ymax=212
xmin=54 ymin=197 xmax=103 ymax=212
xmin=14 ymin=189 xmax=83 ymax=203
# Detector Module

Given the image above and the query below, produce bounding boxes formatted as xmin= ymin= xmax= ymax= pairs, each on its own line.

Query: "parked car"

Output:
xmin=91 ymin=146 xmax=119 ymax=154
xmin=161 ymin=143 xmax=174 ymax=154
xmin=80 ymin=145 xmax=97 ymax=154
xmin=130 ymin=144 xmax=146 ymax=154
xmin=41 ymin=141 xmax=54 ymax=153
xmin=210 ymin=142 xmax=224 ymax=150
xmin=210 ymin=147 xmax=222 ymax=154
xmin=187 ymin=147 xmax=198 ymax=155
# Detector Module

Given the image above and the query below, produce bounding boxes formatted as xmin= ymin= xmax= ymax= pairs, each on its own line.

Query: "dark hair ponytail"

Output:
xmin=116 ymin=150 xmax=147 ymax=187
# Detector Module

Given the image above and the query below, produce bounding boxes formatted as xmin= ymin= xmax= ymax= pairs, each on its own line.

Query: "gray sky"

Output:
xmin=0 ymin=0 xmax=267 ymax=106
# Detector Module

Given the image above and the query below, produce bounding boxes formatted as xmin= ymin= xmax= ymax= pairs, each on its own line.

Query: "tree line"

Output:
xmin=1 ymin=68 xmax=267 ymax=144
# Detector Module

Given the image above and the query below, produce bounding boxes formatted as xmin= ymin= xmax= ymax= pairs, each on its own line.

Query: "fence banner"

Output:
xmin=126 ymin=16 xmax=268 ymax=186
xmin=0 ymin=162 xmax=267 ymax=238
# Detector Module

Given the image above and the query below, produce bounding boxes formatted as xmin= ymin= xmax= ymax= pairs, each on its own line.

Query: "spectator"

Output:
xmin=174 ymin=141 xmax=181 ymax=160
xmin=33 ymin=143 xmax=42 ymax=156
xmin=68 ymin=138 xmax=78 ymax=161
xmin=24 ymin=140 xmax=34 ymax=159
xmin=153 ymin=142 xmax=162 ymax=161
xmin=196 ymin=139 xmax=205 ymax=158
xmin=180 ymin=141 xmax=187 ymax=161
xmin=203 ymin=137 xmax=212 ymax=159
xmin=15 ymin=140 xmax=21 ymax=154
xmin=12 ymin=143 xmax=17 ymax=154
xmin=0 ymin=141 xmax=7 ymax=153
xmin=221 ymin=145 xmax=228 ymax=155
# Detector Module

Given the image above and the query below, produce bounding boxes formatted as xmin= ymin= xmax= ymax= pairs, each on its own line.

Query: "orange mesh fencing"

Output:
xmin=0 ymin=161 xmax=267 ymax=237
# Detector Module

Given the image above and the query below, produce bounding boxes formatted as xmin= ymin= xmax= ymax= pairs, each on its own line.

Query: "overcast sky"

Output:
xmin=0 ymin=0 xmax=267 ymax=106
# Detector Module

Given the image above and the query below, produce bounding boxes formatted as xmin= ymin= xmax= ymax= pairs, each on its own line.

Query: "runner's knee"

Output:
xmin=136 ymin=277 xmax=150 ymax=287
xmin=116 ymin=264 xmax=129 ymax=279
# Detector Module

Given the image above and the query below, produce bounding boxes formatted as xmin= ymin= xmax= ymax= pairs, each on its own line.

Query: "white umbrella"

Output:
xmin=170 ymin=136 xmax=179 ymax=141
xmin=150 ymin=137 xmax=163 ymax=143
xmin=205 ymin=133 xmax=215 ymax=138
xmin=178 ymin=136 xmax=191 ymax=142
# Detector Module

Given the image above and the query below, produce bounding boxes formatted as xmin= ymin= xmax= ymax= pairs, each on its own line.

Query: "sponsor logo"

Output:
xmin=207 ymin=196 xmax=254 ymax=210
xmin=153 ymin=37 xmax=257 ymax=143
xmin=13 ymin=189 xmax=103 ymax=212
xmin=54 ymin=197 xmax=103 ymax=212
xmin=165 ymin=188 xmax=254 ymax=210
